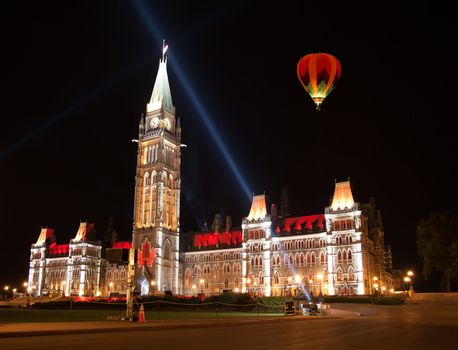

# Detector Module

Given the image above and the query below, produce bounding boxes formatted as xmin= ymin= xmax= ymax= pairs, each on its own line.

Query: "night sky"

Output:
xmin=2 ymin=1 xmax=456 ymax=291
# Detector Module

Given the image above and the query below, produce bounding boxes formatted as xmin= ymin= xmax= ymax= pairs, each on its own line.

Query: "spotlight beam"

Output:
xmin=132 ymin=0 xmax=252 ymax=202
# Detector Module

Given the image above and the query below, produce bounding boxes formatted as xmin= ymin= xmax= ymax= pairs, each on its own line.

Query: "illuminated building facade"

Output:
xmin=28 ymin=222 xmax=131 ymax=297
xmin=28 ymin=52 xmax=393 ymax=298
xmin=181 ymin=182 xmax=393 ymax=297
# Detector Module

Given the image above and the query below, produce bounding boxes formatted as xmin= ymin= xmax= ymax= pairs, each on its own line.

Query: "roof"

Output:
xmin=181 ymin=229 xmax=243 ymax=252
xmin=48 ymin=243 xmax=69 ymax=256
xmin=112 ymin=241 xmax=132 ymax=249
xmin=330 ymin=181 xmax=355 ymax=211
xmin=35 ymin=227 xmax=55 ymax=246
xmin=193 ymin=230 xmax=242 ymax=248
xmin=148 ymin=58 xmax=174 ymax=113
xmin=274 ymin=214 xmax=325 ymax=235
xmin=246 ymin=194 xmax=267 ymax=221
xmin=73 ymin=222 xmax=95 ymax=242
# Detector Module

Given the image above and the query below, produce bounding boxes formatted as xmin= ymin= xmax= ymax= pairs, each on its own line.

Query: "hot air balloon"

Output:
xmin=297 ymin=53 xmax=342 ymax=111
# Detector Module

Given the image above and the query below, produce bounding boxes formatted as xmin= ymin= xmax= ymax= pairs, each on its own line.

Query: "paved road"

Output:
xmin=1 ymin=293 xmax=457 ymax=350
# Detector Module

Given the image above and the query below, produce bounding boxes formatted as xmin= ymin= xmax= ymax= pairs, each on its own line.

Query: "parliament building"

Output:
xmin=28 ymin=52 xmax=393 ymax=298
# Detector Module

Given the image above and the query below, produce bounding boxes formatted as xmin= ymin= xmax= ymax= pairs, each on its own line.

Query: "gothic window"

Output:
xmin=274 ymin=271 xmax=280 ymax=285
xmin=306 ymin=253 xmax=311 ymax=266
xmin=337 ymin=268 xmax=343 ymax=281
xmin=300 ymin=253 xmax=305 ymax=266
xmin=259 ymin=272 xmax=264 ymax=285
xmin=348 ymin=250 xmax=352 ymax=261
xmin=320 ymin=252 xmax=325 ymax=265
xmin=337 ymin=250 xmax=342 ymax=262
xmin=343 ymin=250 xmax=347 ymax=261
xmin=163 ymin=240 xmax=171 ymax=260
xmin=224 ymin=279 xmax=229 ymax=289
xmin=348 ymin=267 xmax=355 ymax=281
xmin=311 ymin=253 xmax=316 ymax=265
xmin=152 ymin=171 xmax=157 ymax=184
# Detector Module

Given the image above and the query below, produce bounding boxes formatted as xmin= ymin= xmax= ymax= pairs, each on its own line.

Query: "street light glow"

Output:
xmin=407 ymin=270 xmax=414 ymax=277
xmin=404 ymin=276 xmax=411 ymax=283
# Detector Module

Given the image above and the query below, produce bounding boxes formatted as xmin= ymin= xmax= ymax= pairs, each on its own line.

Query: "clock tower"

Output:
xmin=132 ymin=47 xmax=181 ymax=295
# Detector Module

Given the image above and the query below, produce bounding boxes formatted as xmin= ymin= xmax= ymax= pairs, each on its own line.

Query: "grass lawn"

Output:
xmin=0 ymin=309 xmax=283 ymax=323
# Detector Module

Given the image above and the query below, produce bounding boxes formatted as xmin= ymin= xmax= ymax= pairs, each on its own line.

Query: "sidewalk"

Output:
xmin=0 ymin=308 xmax=360 ymax=338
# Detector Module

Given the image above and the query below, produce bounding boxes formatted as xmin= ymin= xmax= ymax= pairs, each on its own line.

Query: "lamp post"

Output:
xmin=61 ymin=280 xmax=66 ymax=297
xmin=406 ymin=270 xmax=414 ymax=296
xmin=192 ymin=284 xmax=196 ymax=296
xmin=316 ymin=273 xmax=323 ymax=293
xmin=199 ymin=278 xmax=204 ymax=293
xmin=150 ymin=280 xmax=156 ymax=295
xmin=308 ymin=279 xmax=314 ymax=297
xmin=23 ymin=282 xmax=30 ymax=307
xmin=372 ymin=276 xmax=378 ymax=295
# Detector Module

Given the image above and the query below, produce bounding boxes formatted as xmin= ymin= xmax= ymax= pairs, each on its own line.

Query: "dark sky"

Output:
xmin=2 ymin=1 xmax=456 ymax=291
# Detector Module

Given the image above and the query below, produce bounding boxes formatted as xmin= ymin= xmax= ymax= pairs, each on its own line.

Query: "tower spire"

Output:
xmin=148 ymin=40 xmax=173 ymax=113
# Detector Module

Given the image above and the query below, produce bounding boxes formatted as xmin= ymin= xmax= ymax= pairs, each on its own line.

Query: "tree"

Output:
xmin=416 ymin=211 xmax=458 ymax=292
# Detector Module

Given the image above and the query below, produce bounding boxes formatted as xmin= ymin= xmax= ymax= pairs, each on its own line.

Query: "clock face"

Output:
xmin=150 ymin=117 xmax=159 ymax=129
xmin=164 ymin=119 xmax=171 ymax=130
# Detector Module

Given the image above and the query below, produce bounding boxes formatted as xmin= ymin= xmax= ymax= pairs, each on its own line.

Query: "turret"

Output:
xmin=139 ymin=113 xmax=145 ymax=137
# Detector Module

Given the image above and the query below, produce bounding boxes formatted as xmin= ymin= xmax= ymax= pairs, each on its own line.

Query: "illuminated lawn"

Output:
xmin=0 ymin=309 xmax=283 ymax=323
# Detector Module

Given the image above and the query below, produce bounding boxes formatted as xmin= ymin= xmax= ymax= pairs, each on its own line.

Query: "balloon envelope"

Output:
xmin=297 ymin=53 xmax=341 ymax=110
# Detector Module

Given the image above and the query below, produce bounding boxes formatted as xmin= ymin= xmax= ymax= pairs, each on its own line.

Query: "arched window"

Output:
xmin=144 ymin=172 xmax=150 ymax=186
xmin=274 ymin=270 xmax=280 ymax=284
xmin=259 ymin=272 xmax=264 ymax=284
xmin=311 ymin=253 xmax=316 ymax=265
xmin=337 ymin=267 xmax=343 ymax=281
xmin=320 ymin=252 xmax=325 ymax=264
xmin=295 ymin=254 xmax=300 ymax=266
xmin=347 ymin=250 xmax=352 ymax=261
xmin=258 ymin=256 xmax=263 ymax=267
xmin=163 ymin=240 xmax=171 ymax=260
xmin=348 ymin=267 xmax=355 ymax=281
xmin=337 ymin=250 xmax=342 ymax=262
xmin=184 ymin=268 xmax=192 ymax=289
xmin=306 ymin=253 xmax=311 ymax=266
xmin=343 ymin=250 xmax=347 ymax=261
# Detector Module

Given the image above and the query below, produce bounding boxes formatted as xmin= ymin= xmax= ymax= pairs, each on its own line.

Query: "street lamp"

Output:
xmin=61 ymin=281 xmax=66 ymax=296
xmin=372 ymin=276 xmax=378 ymax=295
xmin=407 ymin=270 xmax=414 ymax=277
xmin=199 ymin=278 xmax=204 ymax=292
xmin=150 ymin=280 xmax=156 ymax=295
xmin=316 ymin=273 xmax=323 ymax=293
xmin=4 ymin=286 xmax=9 ymax=291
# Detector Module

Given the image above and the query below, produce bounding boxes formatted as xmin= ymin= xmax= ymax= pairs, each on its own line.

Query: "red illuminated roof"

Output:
xmin=112 ymin=241 xmax=132 ymax=249
xmin=193 ymin=230 xmax=242 ymax=248
xmin=48 ymin=243 xmax=70 ymax=256
xmin=277 ymin=214 xmax=325 ymax=234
